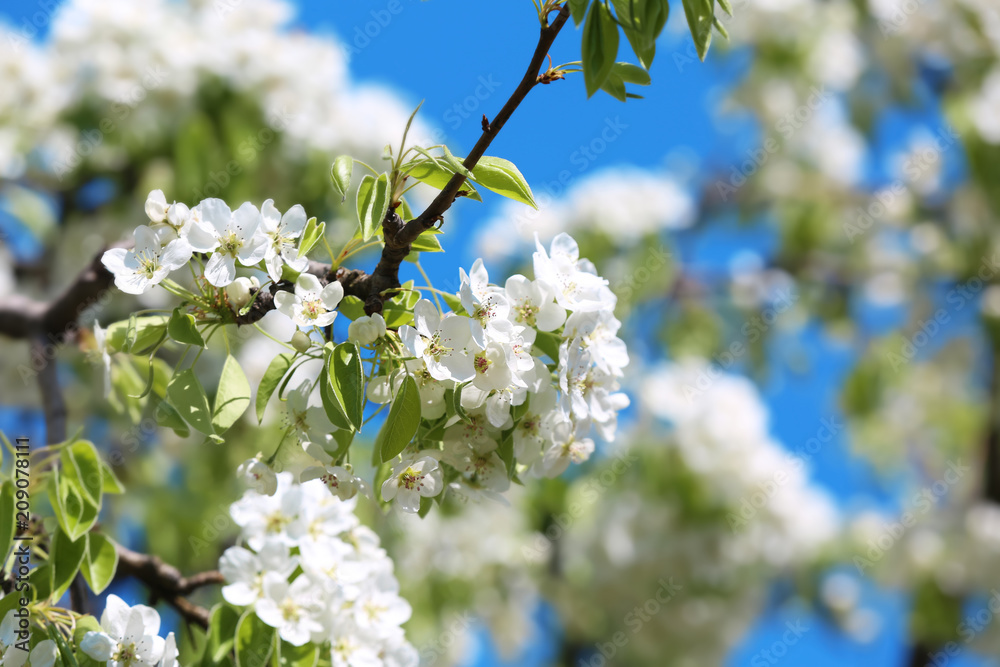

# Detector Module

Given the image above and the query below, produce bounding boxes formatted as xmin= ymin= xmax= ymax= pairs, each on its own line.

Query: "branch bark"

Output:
xmin=114 ymin=544 xmax=224 ymax=628
xmin=359 ymin=4 xmax=572 ymax=315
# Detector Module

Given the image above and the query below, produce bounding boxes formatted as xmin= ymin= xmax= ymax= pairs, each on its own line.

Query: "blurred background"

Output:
xmin=1 ymin=0 xmax=999 ymax=665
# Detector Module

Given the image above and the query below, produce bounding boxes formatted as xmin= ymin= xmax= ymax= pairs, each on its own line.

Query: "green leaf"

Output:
xmin=208 ymin=603 xmax=242 ymax=662
xmin=61 ymin=440 xmax=103 ymax=508
xmin=441 ymin=291 xmax=464 ymax=313
xmin=337 ymin=295 xmax=366 ymax=321
xmin=712 ymin=13 xmax=729 ymax=38
xmin=533 ymin=331 xmax=562 ymax=362
xmin=28 ymin=563 xmax=52 ymax=601
xmin=100 ymin=461 xmax=125 ymax=494
xmin=452 ymin=381 xmax=473 ymax=424
xmin=569 ymin=0 xmax=590 ymax=25
xmin=471 ymin=156 xmax=537 ymax=208
xmin=80 ymin=533 xmax=118 ymax=594
xmin=403 ymin=159 xmax=483 ymax=203
xmin=330 ymin=155 xmax=354 ymax=202
xmin=321 ymin=351 xmax=355 ymax=432
xmin=212 ymin=356 xmax=251 ymax=433
xmin=297 ymin=217 xmax=325 ymax=258
xmin=408 ymin=229 xmax=444 ymax=254
xmin=168 ymin=309 xmax=205 ymax=347
xmin=614 ymin=62 xmax=652 ymax=85
xmin=357 ymin=173 xmax=390 ymax=242
xmin=331 ymin=343 xmax=364 ymax=431
xmin=106 ymin=316 xmax=169 ymax=354
xmin=376 ymin=374 xmax=421 ymax=463
xmin=0 ymin=483 xmax=14 ymax=564
xmin=498 ymin=430 xmax=515 ymax=478
xmin=279 ymin=641 xmax=319 ymax=667
xmin=441 ymin=145 xmax=474 ymax=179
xmin=167 ymin=369 xmax=215 ymax=435
xmin=155 ymin=399 xmax=191 ymax=438
xmin=717 ymin=0 xmax=733 ymax=17
xmin=234 ymin=611 xmax=274 ymax=667
xmin=682 ymin=0 xmax=714 ymax=60
xmin=582 ymin=1 xmax=620 ymax=97
xmin=256 ymin=353 xmax=294 ymax=423
xmin=51 ymin=527 xmax=88 ymax=601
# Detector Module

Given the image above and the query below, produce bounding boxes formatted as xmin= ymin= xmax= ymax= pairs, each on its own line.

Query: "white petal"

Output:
xmin=205 ymin=253 xmax=237 ymax=287
xmin=198 ymin=198 xmax=232 ymax=235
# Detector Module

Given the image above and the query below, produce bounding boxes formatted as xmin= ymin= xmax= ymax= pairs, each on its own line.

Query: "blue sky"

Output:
xmin=0 ymin=1 xmax=990 ymax=665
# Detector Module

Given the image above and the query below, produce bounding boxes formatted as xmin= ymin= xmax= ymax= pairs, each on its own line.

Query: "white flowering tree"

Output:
xmin=0 ymin=0 xmax=742 ymax=664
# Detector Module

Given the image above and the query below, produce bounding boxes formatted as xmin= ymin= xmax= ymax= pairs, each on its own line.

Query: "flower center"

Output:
xmin=302 ymin=298 xmax=325 ymax=319
xmin=515 ymin=301 xmax=538 ymax=326
xmin=474 ymin=353 xmax=492 ymax=375
xmin=399 ymin=467 xmax=424 ymax=490
xmin=219 ymin=231 xmax=242 ymax=256
xmin=280 ymin=598 xmax=301 ymax=621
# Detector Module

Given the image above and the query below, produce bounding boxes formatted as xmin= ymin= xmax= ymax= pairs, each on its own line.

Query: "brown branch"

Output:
xmin=360 ymin=4 xmax=573 ymax=315
xmin=114 ymin=544 xmax=224 ymax=628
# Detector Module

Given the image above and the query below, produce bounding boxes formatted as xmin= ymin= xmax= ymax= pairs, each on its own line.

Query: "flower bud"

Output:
xmin=291 ymin=330 xmax=312 ymax=352
xmin=348 ymin=313 xmax=387 ymax=345
xmin=227 ymin=276 xmax=258 ymax=310
xmin=236 ymin=458 xmax=277 ymax=496
xmin=145 ymin=189 xmax=168 ymax=223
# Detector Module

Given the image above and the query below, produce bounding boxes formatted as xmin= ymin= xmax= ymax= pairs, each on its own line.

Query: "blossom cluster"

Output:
xmin=642 ymin=360 xmax=838 ymax=566
xmin=102 ymin=191 xmax=632 ymax=515
xmin=371 ymin=232 xmax=630 ymax=511
xmin=78 ymin=595 xmax=177 ymax=667
xmin=102 ymin=190 xmax=318 ymax=296
xmin=0 ymin=0 xmax=423 ymax=180
xmin=220 ymin=473 xmax=418 ymax=664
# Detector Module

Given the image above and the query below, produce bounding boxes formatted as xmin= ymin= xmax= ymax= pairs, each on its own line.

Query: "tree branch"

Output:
xmin=114 ymin=544 xmax=224 ymax=628
xmin=360 ymin=3 xmax=573 ymax=315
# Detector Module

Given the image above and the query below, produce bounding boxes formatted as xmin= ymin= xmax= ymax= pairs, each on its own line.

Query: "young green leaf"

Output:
xmin=582 ymin=1 xmax=620 ymax=97
xmin=279 ymin=641 xmax=319 ymax=667
xmin=101 ymin=460 xmax=125 ymax=494
xmin=168 ymin=308 xmax=205 ymax=347
xmin=569 ymin=0 xmax=590 ymax=25
xmin=321 ymin=351 xmax=355 ymax=432
xmin=51 ymin=527 xmax=88 ymax=600
xmin=331 ymin=342 xmax=365 ymax=431
xmin=235 ymin=611 xmax=275 ymax=667
xmin=330 ymin=155 xmax=354 ymax=202
xmin=106 ymin=316 xmax=168 ymax=354
xmin=375 ymin=374 xmax=421 ymax=463
xmin=452 ymin=381 xmax=473 ymax=424
xmin=212 ymin=356 xmax=251 ymax=433
xmin=80 ymin=533 xmax=119 ymax=594
xmin=256 ymin=353 xmax=294 ymax=423
xmin=403 ymin=159 xmax=483 ymax=202
xmin=682 ymin=0 xmax=715 ymax=61
xmin=167 ymin=369 xmax=215 ymax=435
xmin=62 ymin=439 xmax=103 ymax=508
xmin=471 ymin=156 xmax=537 ymax=208
xmin=297 ymin=217 xmax=325 ymax=258
xmin=208 ymin=603 xmax=242 ymax=662
xmin=356 ymin=173 xmax=390 ymax=242
xmin=154 ymin=399 xmax=191 ymax=438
